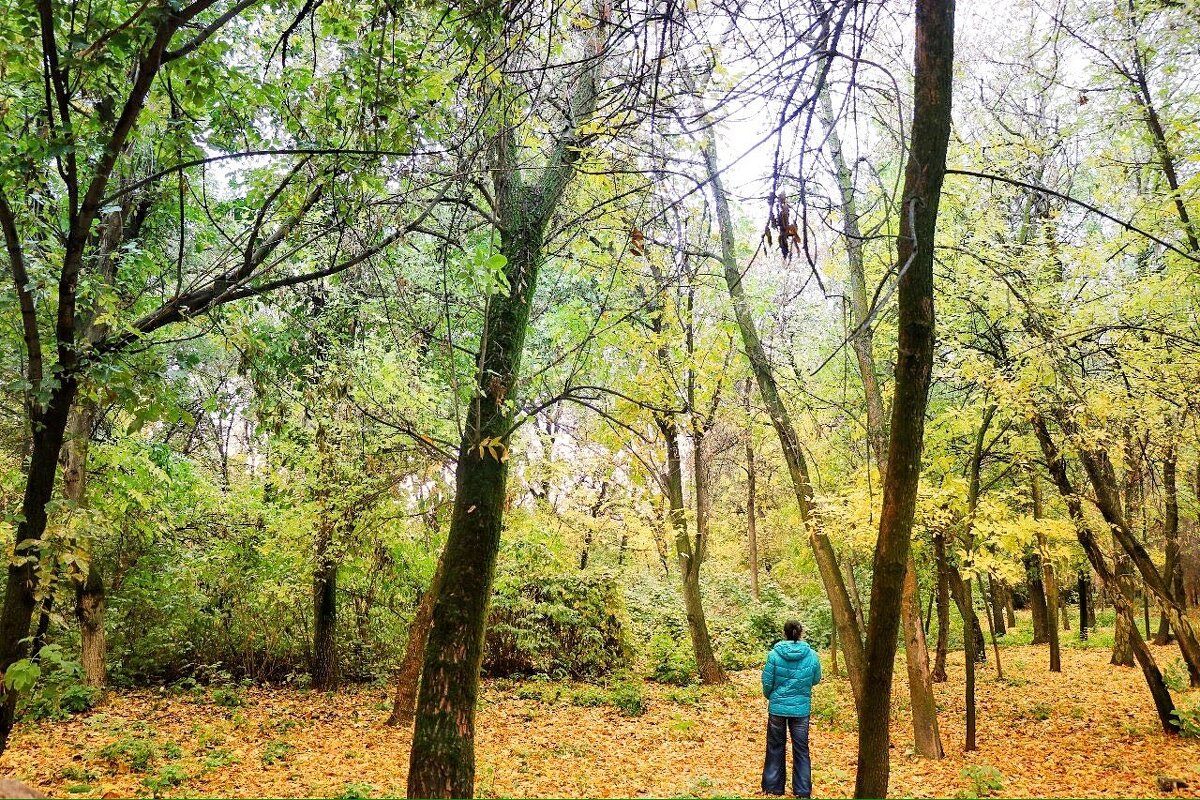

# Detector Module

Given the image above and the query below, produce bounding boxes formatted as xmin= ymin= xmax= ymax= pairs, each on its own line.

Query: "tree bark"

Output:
xmin=823 ymin=67 xmax=943 ymax=764
xmin=745 ymin=389 xmax=761 ymax=602
xmin=0 ymin=378 xmax=78 ymax=753
xmin=677 ymin=418 xmax=726 ymax=685
xmin=932 ymin=532 xmax=950 ymax=682
xmin=1032 ymin=414 xmax=1177 ymax=732
xmin=988 ymin=575 xmax=1006 ymax=638
xmin=62 ymin=402 xmax=107 ymax=689
xmin=407 ymin=37 xmax=604 ymax=795
xmin=704 ymin=116 xmax=865 ymax=704
xmin=387 ymin=556 xmax=445 ymax=727
xmin=311 ymin=525 xmax=339 ymax=691
xmin=902 ymin=556 xmax=943 ymax=757
xmin=854 ymin=0 xmax=955 ymax=792
xmin=1156 ymin=450 xmax=1180 ymax=645
xmin=1031 ymin=475 xmax=1061 ymax=672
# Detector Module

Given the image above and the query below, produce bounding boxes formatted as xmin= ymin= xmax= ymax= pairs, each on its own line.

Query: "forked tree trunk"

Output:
xmin=387 ymin=556 xmax=445 ymax=727
xmin=703 ymin=118 xmax=865 ymax=704
xmin=854 ymin=0 xmax=955 ymax=792
xmin=1032 ymin=415 xmax=1177 ymax=732
xmin=407 ymin=35 xmax=604 ymax=795
xmin=674 ymin=419 xmax=726 ymax=685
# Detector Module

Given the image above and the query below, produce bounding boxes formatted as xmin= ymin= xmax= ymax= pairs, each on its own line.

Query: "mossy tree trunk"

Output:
xmin=406 ymin=28 xmax=605 ymax=795
xmin=854 ymin=0 xmax=955 ymax=787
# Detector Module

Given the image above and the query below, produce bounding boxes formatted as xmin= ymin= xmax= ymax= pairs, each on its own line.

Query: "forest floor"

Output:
xmin=5 ymin=642 xmax=1200 ymax=798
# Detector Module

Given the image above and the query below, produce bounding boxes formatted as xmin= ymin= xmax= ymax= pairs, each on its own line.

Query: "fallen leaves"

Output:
xmin=2 ymin=644 xmax=1199 ymax=798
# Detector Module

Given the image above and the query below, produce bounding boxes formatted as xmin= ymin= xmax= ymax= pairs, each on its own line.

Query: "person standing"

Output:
xmin=761 ymin=620 xmax=822 ymax=797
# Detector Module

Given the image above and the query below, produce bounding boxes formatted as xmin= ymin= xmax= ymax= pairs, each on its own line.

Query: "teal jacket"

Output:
xmin=761 ymin=640 xmax=822 ymax=717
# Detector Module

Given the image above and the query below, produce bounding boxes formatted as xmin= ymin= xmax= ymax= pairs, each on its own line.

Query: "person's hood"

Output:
xmin=772 ymin=639 xmax=814 ymax=662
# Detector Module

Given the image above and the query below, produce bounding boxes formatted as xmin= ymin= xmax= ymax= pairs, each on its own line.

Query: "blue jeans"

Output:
xmin=762 ymin=713 xmax=811 ymax=797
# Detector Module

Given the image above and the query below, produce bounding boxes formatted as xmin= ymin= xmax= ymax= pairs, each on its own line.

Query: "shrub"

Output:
xmin=1164 ymin=658 xmax=1189 ymax=693
xmin=98 ymin=736 xmax=180 ymax=773
xmin=484 ymin=570 xmax=628 ymax=678
xmin=14 ymin=645 xmax=100 ymax=722
xmin=338 ymin=783 xmax=375 ymax=799
xmin=261 ymin=740 xmax=293 ymax=765
xmin=1172 ymin=703 xmax=1200 ymax=737
xmin=959 ymin=765 xmax=1004 ymax=798
xmin=609 ymin=679 xmax=646 ymax=717
xmin=143 ymin=765 xmax=189 ymax=797
xmin=645 ymin=633 xmax=697 ymax=686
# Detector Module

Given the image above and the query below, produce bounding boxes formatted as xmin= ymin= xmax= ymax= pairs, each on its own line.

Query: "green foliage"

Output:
xmin=16 ymin=646 xmax=99 ymax=721
xmin=1025 ymin=702 xmax=1052 ymax=721
xmin=261 ymin=740 xmax=293 ymax=765
xmin=645 ymin=633 xmax=698 ymax=686
xmin=1163 ymin=659 xmax=1189 ymax=693
xmin=97 ymin=735 xmax=181 ymax=773
xmin=142 ymin=764 xmax=189 ymax=797
xmin=608 ymin=678 xmax=647 ymax=717
xmin=958 ymin=765 xmax=1004 ymax=798
xmin=337 ymin=783 xmax=376 ymax=799
xmin=1171 ymin=703 xmax=1200 ymax=737
xmin=485 ymin=564 xmax=628 ymax=679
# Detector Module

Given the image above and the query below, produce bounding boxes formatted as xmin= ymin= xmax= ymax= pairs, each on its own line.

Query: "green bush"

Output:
xmin=609 ymin=679 xmax=647 ymax=717
xmin=1164 ymin=658 xmax=1189 ymax=693
xmin=645 ymin=633 xmax=697 ymax=686
xmin=98 ymin=736 xmax=181 ymax=773
xmin=143 ymin=764 xmax=189 ymax=797
xmin=484 ymin=569 xmax=628 ymax=678
xmin=959 ymin=765 xmax=1004 ymax=798
xmin=1172 ymin=703 xmax=1200 ymax=737
xmin=15 ymin=645 xmax=100 ymax=721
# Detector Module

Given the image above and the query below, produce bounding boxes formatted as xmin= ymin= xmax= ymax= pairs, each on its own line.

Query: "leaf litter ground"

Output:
xmin=4 ymin=644 xmax=1200 ymax=798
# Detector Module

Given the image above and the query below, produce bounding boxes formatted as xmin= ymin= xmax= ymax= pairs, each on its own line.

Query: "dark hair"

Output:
xmin=783 ymin=620 xmax=803 ymax=641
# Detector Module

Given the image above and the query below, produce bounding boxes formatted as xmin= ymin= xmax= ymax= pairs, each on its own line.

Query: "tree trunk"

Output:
xmin=1032 ymin=474 xmax=1061 ymax=672
xmin=746 ymin=411 xmax=760 ymax=602
xmin=681 ymin=422 xmax=726 ymax=685
xmin=1031 ymin=415 xmax=1177 ymax=732
xmin=948 ymin=565 xmax=987 ymax=662
xmin=1156 ymin=450 xmax=1179 ymax=645
xmin=1027 ymin=553 xmax=1050 ymax=645
xmin=704 ymin=117 xmax=865 ymax=704
xmin=963 ymin=576 xmax=978 ymax=752
xmin=387 ymin=555 xmax=445 ymax=727
xmin=854 ymin=0 xmax=955 ymax=792
xmin=62 ymin=402 xmax=107 ymax=689
xmin=902 ymin=556 xmax=944 ymax=758
xmin=1003 ymin=582 xmax=1016 ymax=628
xmin=1111 ymin=537 xmax=1136 ymax=667
xmin=932 ymin=533 xmax=950 ymax=682
xmin=1064 ymin=431 xmax=1200 ymax=684
xmin=311 ymin=538 xmax=339 ymax=691
xmin=0 ymin=378 xmax=78 ymax=754
xmin=407 ymin=42 xmax=603 ymax=793
xmin=988 ymin=575 xmax=1006 ymax=638
xmin=981 ymin=576 xmax=1004 ymax=680
xmin=823 ymin=72 xmax=944 ymax=766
